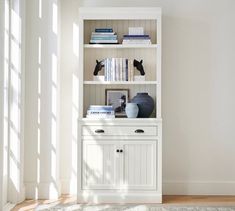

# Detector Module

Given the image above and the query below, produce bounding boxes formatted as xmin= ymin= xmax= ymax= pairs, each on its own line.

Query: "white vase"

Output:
xmin=125 ymin=103 xmax=139 ymax=118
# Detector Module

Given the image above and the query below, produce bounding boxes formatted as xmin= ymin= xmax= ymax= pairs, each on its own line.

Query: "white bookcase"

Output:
xmin=78 ymin=7 xmax=162 ymax=203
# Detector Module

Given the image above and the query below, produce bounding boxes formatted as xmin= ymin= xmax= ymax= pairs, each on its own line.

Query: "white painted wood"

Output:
xmin=82 ymin=126 xmax=157 ymax=136
xmin=82 ymin=141 xmax=119 ymax=190
xmin=156 ymin=15 xmax=162 ymax=119
xmin=84 ymin=81 xmax=158 ymax=85
xmin=77 ymin=191 xmax=162 ymax=203
xmin=80 ymin=118 xmax=162 ymax=125
xmin=3 ymin=203 xmax=15 ymax=211
xmin=121 ymin=141 xmax=157 ymax=190
xmin=78 ymin=7 xmax=162 ymax=203
xmin=79 ymin=7 xmax=161 ymax=20
xmin=78 ymin=18 xmax=84 ymax=119
xmin=84 ymin=44 xmax=159 ymax=49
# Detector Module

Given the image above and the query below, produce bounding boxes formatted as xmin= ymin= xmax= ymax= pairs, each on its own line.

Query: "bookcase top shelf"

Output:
xmin=84 ymin=81 xmax=158 ymax=85
xmin=84 ymin=44 xmax=159 ymax=49
xmin=79 ymin=7 xmax=162 ymax=20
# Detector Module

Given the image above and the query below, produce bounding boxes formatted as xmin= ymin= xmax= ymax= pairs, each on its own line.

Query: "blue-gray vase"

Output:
xmin=125 ymin=103 xmax=139 ymax=118
xmin=131 ymin=93 xmax=154 ymax=118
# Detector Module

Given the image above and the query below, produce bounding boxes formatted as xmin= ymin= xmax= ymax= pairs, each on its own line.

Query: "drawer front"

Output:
xmin=82 ymin=126 xmax=157 ymax=136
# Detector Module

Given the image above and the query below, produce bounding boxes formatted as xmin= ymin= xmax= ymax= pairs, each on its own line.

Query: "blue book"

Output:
xmin=92 ymin=32 xmax=115 ymax=35
xmin=91 ymin=34 xmax=117 ymax=37
xmin=95 ymin=28 xmax=113 ymax=33
xmin=91 ymin=36 xmax=117 ymax=40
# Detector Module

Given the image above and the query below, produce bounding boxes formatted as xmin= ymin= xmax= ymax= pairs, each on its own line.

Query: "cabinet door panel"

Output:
xmin=83 ymin=141 xmax=119 ymax=189
xmin=121 ymin=141 xmax=157 ymax=190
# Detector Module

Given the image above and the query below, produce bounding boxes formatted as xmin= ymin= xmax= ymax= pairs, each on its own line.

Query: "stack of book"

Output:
xmin=122 ymin=35 xmax=151 ymax=45
xmin=86 ymin=105 xmax=115 ymax=119
xmin=90 ymin=28 xmax=118 ymax=44
xmin=104 ymin=58 xmax=134 ymax=81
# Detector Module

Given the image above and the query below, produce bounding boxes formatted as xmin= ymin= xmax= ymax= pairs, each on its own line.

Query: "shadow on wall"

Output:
xmin=24 ymin=0 xmax=60 ymax=199
xmin=6 ymin=0 xmax=24 ymax=203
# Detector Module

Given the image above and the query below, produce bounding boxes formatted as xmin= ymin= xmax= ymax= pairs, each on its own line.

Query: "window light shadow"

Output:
xmin=8 ymin=1 xmax=23 ymax=202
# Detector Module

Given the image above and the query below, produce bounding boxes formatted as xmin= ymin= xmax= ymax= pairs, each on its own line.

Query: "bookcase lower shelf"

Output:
xmin=78 ymin=118 xmax=162 ymax=203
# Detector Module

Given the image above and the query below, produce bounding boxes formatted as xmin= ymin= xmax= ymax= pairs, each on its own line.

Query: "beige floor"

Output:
xmin=12 ymin=195 xmax=235 ymax=211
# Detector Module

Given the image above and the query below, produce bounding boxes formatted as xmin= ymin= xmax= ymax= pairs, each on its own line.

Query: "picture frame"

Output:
xmin=105 ymin=89 xmax=129 ymax=117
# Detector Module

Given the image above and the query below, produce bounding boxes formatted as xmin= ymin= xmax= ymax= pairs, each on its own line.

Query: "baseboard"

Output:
xmin=163 ymin=181 xmax=235 ymax=195
xmin=25 ymin=181 xmax=61 ymax=199
xmin=3 ymin=203 xmax=15 ymax=211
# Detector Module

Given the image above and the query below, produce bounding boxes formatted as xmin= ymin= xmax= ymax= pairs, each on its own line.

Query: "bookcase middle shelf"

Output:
xmin=83 ymin=81 xmax=158 ymax=85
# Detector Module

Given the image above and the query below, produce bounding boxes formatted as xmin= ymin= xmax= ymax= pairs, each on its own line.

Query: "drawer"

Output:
xmin=82 ymin=126 xmax=157 ymax=136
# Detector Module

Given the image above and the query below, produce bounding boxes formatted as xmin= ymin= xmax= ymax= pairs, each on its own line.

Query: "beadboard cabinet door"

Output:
xmin=121 ymin=141 xmax=157 ymax=190
xmin=82 ymin=141 xmax=119 ymax=189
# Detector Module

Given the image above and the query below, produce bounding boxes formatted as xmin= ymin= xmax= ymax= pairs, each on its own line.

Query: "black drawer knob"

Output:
xmin=135 ymin=129 xmax=144 ymax=133
xmin=116 ymin=149 xmax=120 ymax=153
xmin=95 ymin=129 xmax=104 ymax=133
xmin=120 ymin=149 xmax=123 ymax=153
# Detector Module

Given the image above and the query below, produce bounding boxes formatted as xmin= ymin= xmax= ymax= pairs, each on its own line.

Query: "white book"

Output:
xmin=122 ymin=40 xmax=151 ymax=44
xmin=86 ymin=114 xmax=115 ymax=119
xmin=127 ymin=59 xmax=131 ymax=81
xmin=112 ymin=58 xmax=116 ymax=81
xmin=130 ymin=59 xmax=134 ymax=81
xmin=90 ymin=40 xmax=118 ymax=43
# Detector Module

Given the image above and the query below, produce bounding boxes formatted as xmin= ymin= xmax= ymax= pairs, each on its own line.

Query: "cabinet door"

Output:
xmin=121 ymin=141 xmax=157 ymax=190
xmin=82 ymin=140 xmax=119 ymax=189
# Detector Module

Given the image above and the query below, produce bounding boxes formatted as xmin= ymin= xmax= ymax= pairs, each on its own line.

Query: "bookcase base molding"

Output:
xmin=77 ymin=192 xmax=162 ymax=204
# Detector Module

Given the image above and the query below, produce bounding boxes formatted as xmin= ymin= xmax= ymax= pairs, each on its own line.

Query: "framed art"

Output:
xmin=105 ymin=89 xmax=129 ymax=117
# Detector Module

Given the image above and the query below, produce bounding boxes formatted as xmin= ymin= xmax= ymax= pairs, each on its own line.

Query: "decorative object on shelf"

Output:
xmin=131 ymin=92 xmax=154 ymax=118
xmin=93 ymin=75 xmax=105 ymax=81
xmin=122 ymin=28 xmax=151 ymax=45
xmin=93 ymin=60 xmax=104 ymax=76
xmin=90 ymin=28 xmax=118 ymax=44
xmin=125 ymin=103 xmax=139 ymax=118
xmin=133 ymin=59 xmax=145 ymax=75
xmin=105 ymin=89 xmax=129 ymax=117
xmin=128 ymin=27 xmax=144 ymax=35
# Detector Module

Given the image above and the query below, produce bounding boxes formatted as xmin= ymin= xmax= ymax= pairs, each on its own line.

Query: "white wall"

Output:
xmin=0 ymin=0 xmax=6 ymax=208
xmin=24 ymin=0 xmax=61 ymax=199
xmin=1 ymin=0 xmax=26 ymax=206
xmin=24 ymin=0 xmax=235 ymax=198
xmin=59 ymin=0 xmax=235 ymax=195
xmin=59 ymin=0 xmax=79 ymax=194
